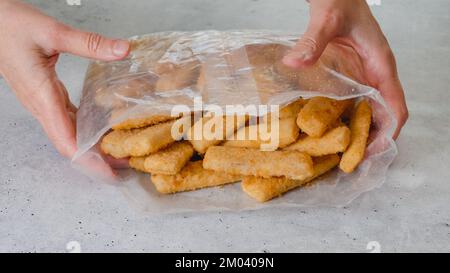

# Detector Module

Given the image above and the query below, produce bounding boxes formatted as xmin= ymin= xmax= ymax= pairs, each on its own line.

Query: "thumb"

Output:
xmin=54 ymin=25 xmax=130 ymax=61
xmin=283 ymin=16 xmax=340 ymax=69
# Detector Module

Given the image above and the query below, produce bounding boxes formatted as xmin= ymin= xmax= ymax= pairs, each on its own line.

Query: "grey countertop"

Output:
xmin=0 ymin=0 xmax=449 ymax=252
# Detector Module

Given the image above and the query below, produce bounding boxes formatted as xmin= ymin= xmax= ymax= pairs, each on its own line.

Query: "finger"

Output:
xmin=74 ymin=147 xmax=118 ymax=181
xmin=362 ymin=54 xmax=408 ymax=140
xmin=33 ymin=76 xmax=78 ymax=158
xmin=283 ymin=11 xmax=342 ymax=68
xmin=377 ymin=76 xmax=408 ymax=140
xmin=103 ymin=154 xmax=130 ymax=169
xmin=57 ymin=80 xmax=78 ymax=129
xmin=57 ymin=80 xmax=78 ymax=113
xmin=55 ymin=81 xmax=120 ymax=176
xmin=68 ymin=102 xmax=78 ymax=115
xmin=350 ymin=21 xmax=409 ymax=139
xmin=53 ymin=25 xmax=130 ymax=61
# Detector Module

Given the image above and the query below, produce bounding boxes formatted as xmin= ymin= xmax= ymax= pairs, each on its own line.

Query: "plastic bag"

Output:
xmin=72 ymin=30 xmax=397 ymax=213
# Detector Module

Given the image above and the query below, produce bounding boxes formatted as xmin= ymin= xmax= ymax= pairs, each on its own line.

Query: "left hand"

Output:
xmin=0 ymin=0 xmax=130 ymax=158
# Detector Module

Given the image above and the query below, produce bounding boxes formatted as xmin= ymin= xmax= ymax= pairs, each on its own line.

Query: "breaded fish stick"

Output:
xmin=242 ymin=154 xmax=340 ymax=202
xmin=100 ymin=128 xmax=143 ymax=158
xmin=263 ymin=99 xmax=307 ymax=121
xmin=124 ymin=119 xmax=177 ymax=156
xmin=151 ymin=161 xmax=241 ymax=194
xmin=224 ymin=117 xmax=299 ymax=150
xmin=339 ymin=100 xmax=372 ymax=173
xmin=129 ymin=156 xmax=148 ymax=173
xmin=144 ymin=141 xmax=194 ymax=175
xmin=188 ymin=115 xmax=247 ymax=154
xmin=203 ymin=146 xmax=314 ymax=180
xmin=252 ymin=67 xmax=293 ymax=94
xmin=284 ymin=126 xmax=351 ymax=156
xmin=112 ymin=114 xmax=177 ymax=130
xmin=297 ymin=97 xmax=352 ymax=137
xmin=155 ymin=60 xmax=200 ymax=91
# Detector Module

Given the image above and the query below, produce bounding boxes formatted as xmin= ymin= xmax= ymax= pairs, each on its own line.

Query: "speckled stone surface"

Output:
xmin=0 ymin=0 xmax=449 ymax=252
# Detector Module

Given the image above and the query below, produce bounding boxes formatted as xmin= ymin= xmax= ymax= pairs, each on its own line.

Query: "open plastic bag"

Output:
xmin=72 ymin=30 xmax=397 ymax=213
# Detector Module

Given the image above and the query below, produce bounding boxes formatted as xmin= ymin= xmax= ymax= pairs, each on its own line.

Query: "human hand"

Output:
xmin=0 ymin=0 xmax=130 ymax=158
xmin=283 ymin=0 xmax=408 ymax=139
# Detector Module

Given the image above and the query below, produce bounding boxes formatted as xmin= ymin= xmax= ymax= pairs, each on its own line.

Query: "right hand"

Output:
xmin=284 ymin=0 xmax=408 ymax=139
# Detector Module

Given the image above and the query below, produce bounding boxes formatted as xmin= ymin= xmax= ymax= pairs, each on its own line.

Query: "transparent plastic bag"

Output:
xmin=72 ymin=30 xmax=397 ymax=213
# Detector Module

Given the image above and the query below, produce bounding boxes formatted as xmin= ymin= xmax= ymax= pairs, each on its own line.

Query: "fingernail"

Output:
xmin=286 ymin=50 xmax=313 ymax=62
xmin=112 ymin=40 xmax=130 ymax=57
xmin=301 ymin=50 xmax=314 ymax=61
